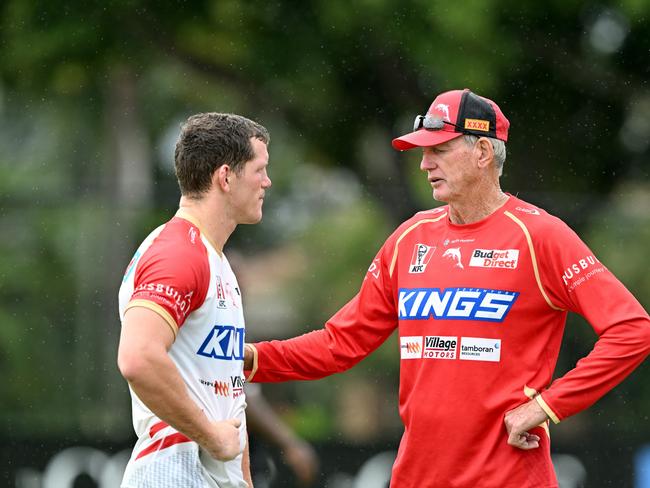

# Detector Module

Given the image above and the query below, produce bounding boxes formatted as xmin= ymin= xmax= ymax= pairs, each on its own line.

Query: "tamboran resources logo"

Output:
xmin=459 ymin=337 xmax=501 ymax=362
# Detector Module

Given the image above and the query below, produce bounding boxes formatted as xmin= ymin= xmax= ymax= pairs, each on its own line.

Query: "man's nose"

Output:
xmin=420 ymin=155 xmax=437 ymax=171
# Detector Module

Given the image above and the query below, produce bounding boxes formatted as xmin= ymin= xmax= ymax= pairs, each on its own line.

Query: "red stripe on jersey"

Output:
xmin=136 ymin=432 xmax=192 ymax=460
xmin=149 ymin=420 xmax=168 ymax=438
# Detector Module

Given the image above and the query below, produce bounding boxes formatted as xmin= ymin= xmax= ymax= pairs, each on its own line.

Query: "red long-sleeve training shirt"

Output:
xmin=248 ymin=195 xmax=650 ymax=488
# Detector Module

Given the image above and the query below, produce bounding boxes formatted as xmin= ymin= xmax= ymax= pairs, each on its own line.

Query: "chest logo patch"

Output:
xmin=442 ymin=247 xmax=464 ymax=268
xmin=469 ymin=249 xmax=519 ymax=269
xmin=409 ymin=244 xmax=436 ymax=273
xmin=400 ymin=336 xmax=423 ymax=359
xmin=398 ymin=287 xmax=518 ymax=322
xmin=197 ymin=325 xmax=245 ymax=360
xmin=459 ymin=337 xmax=501 ymax=362
xmin=215 ymin=277 xmax=227 ymax=309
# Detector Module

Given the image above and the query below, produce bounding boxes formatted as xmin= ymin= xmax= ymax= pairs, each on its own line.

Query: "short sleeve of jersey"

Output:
xmin=127 ymin=218 xmax=210 ymax=333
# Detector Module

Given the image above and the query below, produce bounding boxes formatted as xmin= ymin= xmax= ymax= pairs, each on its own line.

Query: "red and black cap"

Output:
xmin=392 ymin=89 xmax=510 ymax=151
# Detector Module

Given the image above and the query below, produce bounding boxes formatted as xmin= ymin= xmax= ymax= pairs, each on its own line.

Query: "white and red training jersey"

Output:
xmin=119 ymin=210 xmax=248 ymax=488
xmin=248 ymin=195 xmax=650 ymax=488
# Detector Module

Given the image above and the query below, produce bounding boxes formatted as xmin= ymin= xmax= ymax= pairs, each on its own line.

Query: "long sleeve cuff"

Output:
xmin=535 ymin=394 xmax=561 ymax=424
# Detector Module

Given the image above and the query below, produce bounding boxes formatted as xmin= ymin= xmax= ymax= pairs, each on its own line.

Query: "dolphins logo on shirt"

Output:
xmin=442 ymin=248 xmax=464 ymax=269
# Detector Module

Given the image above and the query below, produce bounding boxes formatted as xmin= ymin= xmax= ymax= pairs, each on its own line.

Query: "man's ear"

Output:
xmin=475 ymin=138 xmax=494 ymax=170
xmin=215 ymin=165 xmax=231 ymax=191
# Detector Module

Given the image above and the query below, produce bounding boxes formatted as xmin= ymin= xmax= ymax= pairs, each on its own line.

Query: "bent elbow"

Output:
xmin=118 ymin=348 xmax=146 ymax=383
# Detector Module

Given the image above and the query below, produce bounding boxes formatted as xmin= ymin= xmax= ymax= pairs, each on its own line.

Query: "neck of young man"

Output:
xmin=178 ymin=195 xmax=236 ymax=255
xmin=446 ymin=184 xmax=509 ymax=225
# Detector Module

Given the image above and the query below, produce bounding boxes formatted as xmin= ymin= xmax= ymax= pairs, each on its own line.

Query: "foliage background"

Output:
xmin=0 ymin=1 xmax=649 ymax=486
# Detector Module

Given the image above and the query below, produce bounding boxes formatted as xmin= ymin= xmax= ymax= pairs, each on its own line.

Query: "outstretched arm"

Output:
xmin=245 ymin=235 xmax=399 ymax=383
xmin=246 ymin=291 xmax=398 ymax=383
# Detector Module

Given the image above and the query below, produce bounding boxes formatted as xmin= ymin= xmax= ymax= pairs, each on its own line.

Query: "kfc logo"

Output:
xmin=409 ymin=244 xmax=436 ymax=274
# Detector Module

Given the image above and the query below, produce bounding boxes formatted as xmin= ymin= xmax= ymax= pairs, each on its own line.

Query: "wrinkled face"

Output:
xmin=420 ymin=137 xmax=478 ymax=203
xmin=229 ymin=138 xmax=272 ymax=224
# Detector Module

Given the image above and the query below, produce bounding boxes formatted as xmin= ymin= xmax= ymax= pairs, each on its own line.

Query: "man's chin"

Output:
xmin=432 ymin=191 xmax=449 ymax=203
xmin=242 ymin=214 xmax=263 ymax=225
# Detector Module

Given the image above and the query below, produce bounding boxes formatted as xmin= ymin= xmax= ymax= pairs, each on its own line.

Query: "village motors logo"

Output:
xmin=398 ymin=287 xmax=518 ymax=322
xmin=469 ymin=249 xmax=519 ymax=269
xmin=231 ymin=376 xmax=244 ymax=398
xmin=409 ymin=244 xmax=436 ymax=273
xmin=197 ymin=325 xmax=245 ymax=360
xmin=423 ymin=335 xmax=457 ymax=359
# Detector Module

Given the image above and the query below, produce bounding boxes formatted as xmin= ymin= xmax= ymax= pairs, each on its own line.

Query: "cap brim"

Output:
xmin=392 ymin=129 xmax=463 ymax=151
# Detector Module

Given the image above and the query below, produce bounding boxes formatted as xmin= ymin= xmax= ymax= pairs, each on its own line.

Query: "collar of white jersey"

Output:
xmin=175 ymin=208 xmax=223 ymax=257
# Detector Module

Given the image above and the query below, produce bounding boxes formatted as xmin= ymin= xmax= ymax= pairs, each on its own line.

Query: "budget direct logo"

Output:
xmin=197 ymin=325 xmax=245 ymax=360
xmin=423 ymin=335 xmax=457 ymax=359
xmin=469 ymin=249 xmax=519 ymax=269
xmin=398 ymin=287 xmax=518 ymax=322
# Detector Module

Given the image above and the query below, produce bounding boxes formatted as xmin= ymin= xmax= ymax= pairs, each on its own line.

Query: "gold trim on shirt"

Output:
xmin=524 ymin=385 xmax=552 ymax=436
xmin=535 ymin=393 xmax=561 ymax=424
xmin=124 ymin=299 xmax=179 ymax=340
xmin=504 ymin=211 xmax=564 ymax=311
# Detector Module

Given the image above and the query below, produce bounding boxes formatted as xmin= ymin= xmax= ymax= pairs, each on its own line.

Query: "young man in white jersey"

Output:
xmin=118 ymin=113 xmax=272 ymax=488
